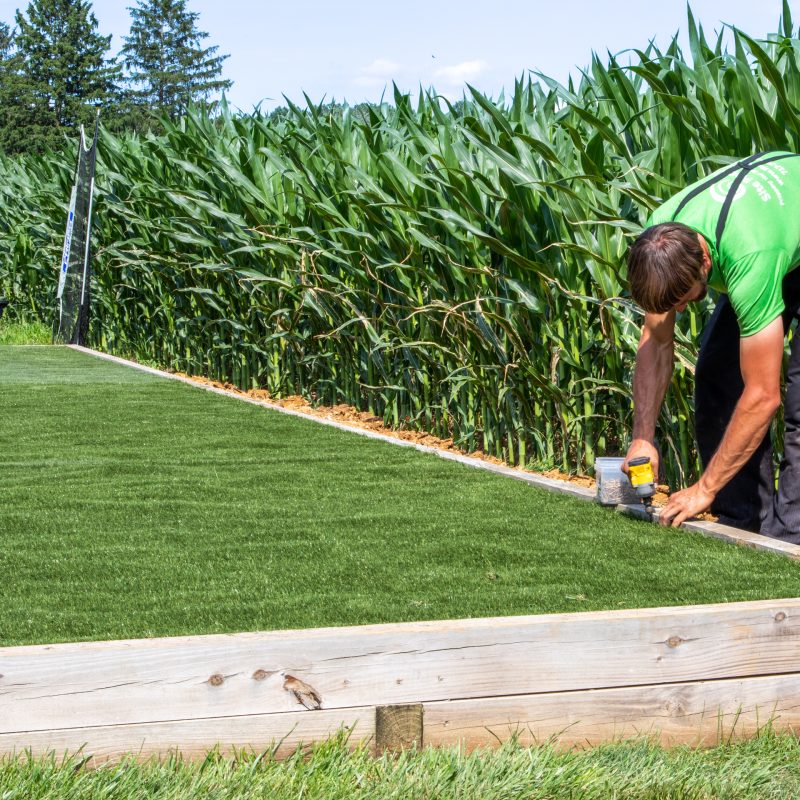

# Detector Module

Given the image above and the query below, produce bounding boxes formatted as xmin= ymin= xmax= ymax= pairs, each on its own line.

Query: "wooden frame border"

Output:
xmin=2 ymin=598 xmax=799 ymax=762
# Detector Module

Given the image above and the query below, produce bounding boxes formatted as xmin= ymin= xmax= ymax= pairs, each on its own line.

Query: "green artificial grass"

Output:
xmin=3 ymin=733 xmax=800 ymax=799
xmin=0 ymin=317 xmax=51 ymax=345
xmin=2 ymin=346 xmax=800 ymax=647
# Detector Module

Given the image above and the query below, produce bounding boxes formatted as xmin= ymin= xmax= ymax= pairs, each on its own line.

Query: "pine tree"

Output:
xmin=121 ymin=0 xmax=231 ymax=120
xmin=0 ymin=22 xmax=12 ymax=68
xmin=0 ymin=21 xmax=46 ymax=155
xmin=0 ymin=23 xmax=21 ymax=152
xmin=11 ymin=0 xmax=119 ymax=153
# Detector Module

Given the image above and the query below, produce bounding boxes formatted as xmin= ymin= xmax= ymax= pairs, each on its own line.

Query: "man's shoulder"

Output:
xmin=725 ymin=249 xmax=792 ymax=337
xmin=648 ymin=152 xmax=800 ymax=218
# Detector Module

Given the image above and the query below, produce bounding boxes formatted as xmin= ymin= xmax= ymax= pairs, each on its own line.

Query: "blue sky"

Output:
xmin=0 ymin=1 xmax=795 ymax=111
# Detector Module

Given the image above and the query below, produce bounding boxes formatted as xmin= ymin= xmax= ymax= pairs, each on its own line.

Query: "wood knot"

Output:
xmin=775 ymin=612 xmax=787 ymax=623
xmin=667 ymin=636 xmax=682 ymax=648
xmin=664 ymin=698 xmax=683 ymax=716
xmin=208 ymin=673 xmax=225 ymax=686
xmin=252 ymin=669 xmax=270 ymax=681
xmin=283 ymin=674 xmax=322 ymax=710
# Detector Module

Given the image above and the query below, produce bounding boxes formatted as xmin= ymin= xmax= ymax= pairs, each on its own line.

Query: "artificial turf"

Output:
xmin=2 ymin=345 xmax=800 ymax=647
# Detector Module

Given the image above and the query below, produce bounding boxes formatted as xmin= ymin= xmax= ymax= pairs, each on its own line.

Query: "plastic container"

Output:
xmin=594 ymin=456 xmax=640 ymax=506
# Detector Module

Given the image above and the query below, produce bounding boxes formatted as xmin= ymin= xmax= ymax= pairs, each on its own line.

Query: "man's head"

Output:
xmin=627 ymin=222 xmax=711 ymax=313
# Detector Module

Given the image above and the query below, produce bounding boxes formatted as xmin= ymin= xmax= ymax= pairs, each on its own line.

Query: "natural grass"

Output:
xmin=3 ymin=732 xmax=800 ymax=799
xmin=0 ymin=317 xmax=50 ymax=344
xmin=2 ymin=345 xmax=800 ymax=648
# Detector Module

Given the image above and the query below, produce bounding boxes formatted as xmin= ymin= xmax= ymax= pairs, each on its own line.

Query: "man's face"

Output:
xmin=674 ymin=272 xmax=708 ymax=313
xmin=673 ymin=234 xmax=712 ymax=313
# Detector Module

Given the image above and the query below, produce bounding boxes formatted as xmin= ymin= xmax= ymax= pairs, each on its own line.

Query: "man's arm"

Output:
xmin=624 ymin=310 xmax=676 ymax=477
xmin=660 ymin=315 xmax=784 ymax=527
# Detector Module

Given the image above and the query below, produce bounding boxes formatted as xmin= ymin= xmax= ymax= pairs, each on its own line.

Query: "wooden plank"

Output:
xmin=2 ymin=599 xmax=799 ymax=734
xmin=616 ymin=505 xmax=800 ymax=560
xmin=5 ymin=673 xmax=799 ymax=764
xmin=681 ymin=518 xmax=800 ymax=559
xmin=424 ymin=673 xmax=800 ymax=750
xmin=436 ymin=450 xmax=595 ymax=500
xmin=0 ymin=707 xmax=375 ymax=766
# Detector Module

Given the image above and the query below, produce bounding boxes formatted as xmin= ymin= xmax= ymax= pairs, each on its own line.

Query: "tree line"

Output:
xmin=0 ymin=0 xmax=231 ymax=155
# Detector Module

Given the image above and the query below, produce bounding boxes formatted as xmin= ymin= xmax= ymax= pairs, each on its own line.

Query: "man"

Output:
xmin=624 ymin=152 xmax=800 ymax=541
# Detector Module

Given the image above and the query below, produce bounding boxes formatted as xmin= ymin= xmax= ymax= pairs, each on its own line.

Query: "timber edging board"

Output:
xmin=67 ymin=346 xmax=800 ymax=560
xmin=615 ymin=504 xmax=800 ymax=559
xmin=2 ymin=598 xmax=800 ymax=762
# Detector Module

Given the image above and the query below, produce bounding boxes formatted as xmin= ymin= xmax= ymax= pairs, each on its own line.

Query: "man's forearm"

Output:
xmin=656 ymin=312 xmax=783 ymax=529
xmin=699 ymin=389 xmax=779 ymax=495
xmin=632 ymin=336 xmax=674 ymax=441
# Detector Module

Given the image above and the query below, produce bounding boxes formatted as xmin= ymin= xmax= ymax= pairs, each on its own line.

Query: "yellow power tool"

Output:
xmin=627 ymin=456 xmax=656 ymax=517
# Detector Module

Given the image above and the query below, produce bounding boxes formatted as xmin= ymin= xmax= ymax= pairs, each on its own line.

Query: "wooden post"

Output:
xmin=375 ymin=704 xmax=423 ymax=752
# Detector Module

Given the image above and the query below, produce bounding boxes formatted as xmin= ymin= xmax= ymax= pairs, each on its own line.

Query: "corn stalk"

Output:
xmin=2 ymin=5 xmax=798 ymax=484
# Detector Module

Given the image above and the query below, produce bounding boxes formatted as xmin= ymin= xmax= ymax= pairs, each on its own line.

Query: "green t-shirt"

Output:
xmin=648 ymin=152 xmax=800 ymax=336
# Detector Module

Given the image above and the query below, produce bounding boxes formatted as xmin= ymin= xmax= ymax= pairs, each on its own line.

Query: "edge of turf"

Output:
xmin=68 ymin=344 xmax=800 ymax=562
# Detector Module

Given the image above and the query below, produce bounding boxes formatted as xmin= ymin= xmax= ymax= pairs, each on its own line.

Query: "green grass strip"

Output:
xmin=2 ymin=733 xmax=800 ymax=799
xmin=2 ymin=346 xmax=800 ymax=647
xmin=0 ymin=317 xmax=51 ymax=345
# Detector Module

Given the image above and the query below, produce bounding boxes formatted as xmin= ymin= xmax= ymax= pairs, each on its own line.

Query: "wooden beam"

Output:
xmin=616 ymin=504 xmax=800 ymax=559
xmin=4 ymin=672 xmax=799 ymax=765
xmin=424 ymin=673 xmax=800 ymax=750
xmin=0 ymin=707 xmax=375 ymax=766
xmin=2 ymin=599 xmax=799 ymax=735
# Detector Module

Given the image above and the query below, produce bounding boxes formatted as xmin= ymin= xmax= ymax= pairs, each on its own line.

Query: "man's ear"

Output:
xmin=697 ymin=234 xmax=712 ymax=274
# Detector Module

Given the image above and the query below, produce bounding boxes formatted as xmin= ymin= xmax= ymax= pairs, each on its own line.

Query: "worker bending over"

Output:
xmin=625 ymin=152 xmax=800 ymax=540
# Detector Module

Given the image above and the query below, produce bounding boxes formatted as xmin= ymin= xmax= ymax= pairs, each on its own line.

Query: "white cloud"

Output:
xmin=351 ymin=58 xmax=489 ymax=95
xmin=353 ymin=76 xmax=389 ymax=87
xmin=362 ymin=59 xmax=402 ymax=76
xmin=353 ymin=58 xmax=403 ymax=88
xmin=434 ymin=60 xmax=489 ymax=85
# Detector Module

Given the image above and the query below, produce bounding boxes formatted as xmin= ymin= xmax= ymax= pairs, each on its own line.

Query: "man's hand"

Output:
xmin=623 ymin=439 xmax=660 ymax=480
xmin=659 ymin=482 xmax=716 ymax=527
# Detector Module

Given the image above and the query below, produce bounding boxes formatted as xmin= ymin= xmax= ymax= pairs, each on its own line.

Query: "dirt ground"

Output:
xmin=175 ymin=372 xmax=684 ymax=506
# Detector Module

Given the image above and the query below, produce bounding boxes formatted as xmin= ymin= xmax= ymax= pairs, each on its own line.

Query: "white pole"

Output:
xmin=79 ymin=113 xmax=100 ymax=317
xmin=79 ymin=175 xmax=95 ymax=307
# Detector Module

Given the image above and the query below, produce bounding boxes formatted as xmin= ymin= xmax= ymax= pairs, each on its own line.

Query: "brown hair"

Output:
xmin=627 ymin=222 xmax=704 ymax=313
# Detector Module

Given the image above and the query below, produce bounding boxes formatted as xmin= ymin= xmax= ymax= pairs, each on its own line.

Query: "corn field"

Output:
xmin=2 ymin=7 xmax=799 ymax=485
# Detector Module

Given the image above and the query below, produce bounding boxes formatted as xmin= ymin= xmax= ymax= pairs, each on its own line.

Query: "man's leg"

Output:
xmin=694 ymin=296 xmax=774 ymax=531
xmin=763 ymin=332 xmax=800 ymax=541
xmin=762 ymin=272 xmax=800 ymax=541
